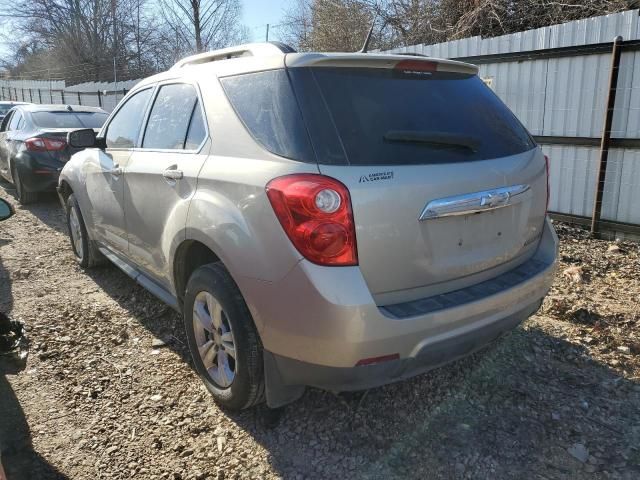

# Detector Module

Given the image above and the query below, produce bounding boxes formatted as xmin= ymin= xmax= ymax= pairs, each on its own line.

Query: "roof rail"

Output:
xmin=171 ymin=42 xmax=296 ymax=70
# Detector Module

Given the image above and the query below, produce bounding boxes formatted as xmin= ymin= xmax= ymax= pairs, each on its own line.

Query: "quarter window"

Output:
xmin=184 ymin=101 xmax=206 ymax=150
xmin=142 ymin=83 xmax=203 ymax=150
xmin=106 ymin=88 xmax=153 ymax=149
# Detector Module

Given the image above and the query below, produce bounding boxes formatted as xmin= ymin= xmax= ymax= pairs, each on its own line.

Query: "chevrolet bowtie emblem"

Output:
xmin=419 ymin=184 xmax=530 ymax=221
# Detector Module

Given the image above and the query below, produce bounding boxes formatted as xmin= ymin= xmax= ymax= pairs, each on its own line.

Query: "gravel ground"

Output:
xmin=0 ymin=182 xmax=639 ymax=480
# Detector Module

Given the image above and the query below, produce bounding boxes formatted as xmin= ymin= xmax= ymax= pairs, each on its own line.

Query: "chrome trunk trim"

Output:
xmin=419 ymin=184 xmax=530 ymax=221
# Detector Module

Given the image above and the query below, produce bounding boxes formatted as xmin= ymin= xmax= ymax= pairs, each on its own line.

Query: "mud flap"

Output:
xmin=263 ymin=351 xmax=305 ymax=408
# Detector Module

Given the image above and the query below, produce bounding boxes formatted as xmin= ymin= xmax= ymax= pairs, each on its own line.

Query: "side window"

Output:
xmin=106 ymin=88 xmax=153 ymax=149
xmin=8 ymin=111 xmax=23 ymax=131
xmin=185 ymin=101 xmax=206 ymax=150
xmin=142 ymin=83 xmax=200 ymax=150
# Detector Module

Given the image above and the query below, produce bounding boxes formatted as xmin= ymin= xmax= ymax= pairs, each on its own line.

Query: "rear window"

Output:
xmin=220 ymin=67 xmax=534 ymax=166
xmin=293 ymin=67 xmax=535 ymax=165
xmin=32 ymin=111 xmax=108 ymax=129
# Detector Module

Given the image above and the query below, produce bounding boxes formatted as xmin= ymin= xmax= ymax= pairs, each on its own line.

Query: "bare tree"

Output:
xmin=159 ymin=0 xmax=245 ymax=57
xmin=370 ymin=0 xmax=637 ymax=46
xmin=283 ymin=0 xmax=638 ymax=53
xmin=280 ymin=0 xmax=377 ymax=52
xmin=1 ymin=0 xmax=160 ymax=82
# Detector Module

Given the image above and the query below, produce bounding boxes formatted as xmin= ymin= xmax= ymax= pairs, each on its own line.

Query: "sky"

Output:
xmin=242 ymin=0 xmax=291 ymax=42
xmin=0 ymin=0 xmax=292 ymax=61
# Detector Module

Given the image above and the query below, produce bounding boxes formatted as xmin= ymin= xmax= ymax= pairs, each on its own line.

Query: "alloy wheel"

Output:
xmin=68 ymin=206 xmax=84 ymax=260
xmin=192 ymin=291 xmax=236 ymax=388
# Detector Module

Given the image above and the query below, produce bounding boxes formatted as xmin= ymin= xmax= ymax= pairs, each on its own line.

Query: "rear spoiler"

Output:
xmin=284 ymin=53 xmax=478 ymax=75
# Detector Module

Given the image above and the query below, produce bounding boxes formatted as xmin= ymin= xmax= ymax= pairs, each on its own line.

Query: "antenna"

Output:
xmin=359 ymin=15 xmax=376 ymax=53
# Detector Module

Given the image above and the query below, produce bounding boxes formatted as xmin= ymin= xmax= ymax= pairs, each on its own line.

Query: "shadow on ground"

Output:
xmin=83 ymin=260 xmax=640 ymax=479
xmin=0 ymin=376 xmax=69 ymax=480
xmin=6 ymin=189 xmax=640 ymax=479
xmin=0 ymin=188 xmax=67 ymax=479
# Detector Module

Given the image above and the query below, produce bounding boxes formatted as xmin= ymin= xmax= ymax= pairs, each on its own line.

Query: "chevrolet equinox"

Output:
xmin=58 ymin=42 xmax=558 ymax=410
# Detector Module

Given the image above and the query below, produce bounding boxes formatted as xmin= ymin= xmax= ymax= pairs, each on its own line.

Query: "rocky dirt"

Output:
xmin=0 ymin=183 xmax=639 ymax=480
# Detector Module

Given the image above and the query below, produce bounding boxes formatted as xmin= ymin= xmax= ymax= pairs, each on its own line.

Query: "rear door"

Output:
xmin=288 ymin=62 xmax=547 ymax=304
xmin=123 ymin=82 xmax=208 ymax=286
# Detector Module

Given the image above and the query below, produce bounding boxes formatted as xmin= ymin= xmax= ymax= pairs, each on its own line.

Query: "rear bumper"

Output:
xmin=236 ymin=218 xmax=557 ymax=404
xmin=14 ymin=156 xmax=61 ymax=192
xmin=266 ymin=298 xmax=541 ymax=393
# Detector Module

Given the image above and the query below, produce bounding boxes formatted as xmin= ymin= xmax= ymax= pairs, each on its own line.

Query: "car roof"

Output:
xmin=20 ymin=104 xmax=107 ymax=114
xmin=0 ymin=101 xmax=31 ymax=106
xmin=132 ymin=43 xmax=478 ymax=91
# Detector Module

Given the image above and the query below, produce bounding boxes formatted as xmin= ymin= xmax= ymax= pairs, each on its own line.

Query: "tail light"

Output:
xmin=25 ymin=137 xmax=67 ymax=152
xmin=395 ymin=59 xmax=438 ymax=72
xmin=266 ymin=174 xmax=358 ymax=266
xmin=544 ymin=154 xmax=550 ymax=213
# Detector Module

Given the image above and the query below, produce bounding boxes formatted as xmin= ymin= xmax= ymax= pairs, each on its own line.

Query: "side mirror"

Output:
xmin=0 ymin=198 xmax=14 ymax=221
xmin=68 ymin=129 xmax=106 ymax=149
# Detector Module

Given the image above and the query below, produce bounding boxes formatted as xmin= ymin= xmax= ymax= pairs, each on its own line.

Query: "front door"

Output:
xmin=85 ymin=87 xmax=154 ymax=254
xmin=123 ymin=83 xmax=209 ymax=287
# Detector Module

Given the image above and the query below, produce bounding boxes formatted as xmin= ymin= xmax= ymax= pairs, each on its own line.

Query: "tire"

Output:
xmin=12 ymin=165 xmax=37 ymax=204
xmin=184 ymin=262 xmax=265 ymax=410
xmin=65 ymin=194 xmax=104 ymax=268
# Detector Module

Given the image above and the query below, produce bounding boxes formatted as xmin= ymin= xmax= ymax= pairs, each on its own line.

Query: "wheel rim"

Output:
xmin=69 ymin=206 xmax=84 ymax=260
xmin=192 ymin=291 xmax=236 ymax=388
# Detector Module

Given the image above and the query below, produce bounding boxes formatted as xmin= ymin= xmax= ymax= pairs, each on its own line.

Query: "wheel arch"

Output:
xmin=58 ymin=179 xmax=73 ymax=205
xmin=171 ymin=233 xmax=269 ymax=333
xmin=173 ymin=238 xmax=221 ymax=308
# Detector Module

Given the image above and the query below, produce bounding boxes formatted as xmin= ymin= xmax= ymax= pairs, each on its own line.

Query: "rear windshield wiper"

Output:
xmin=383 ymin=130 xmax=481 ymax=152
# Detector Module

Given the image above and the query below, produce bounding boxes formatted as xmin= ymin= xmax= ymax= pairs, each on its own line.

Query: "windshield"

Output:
xmin=292 ymin=67 xmax=535 ymax=165
xmin=0 ymin=105 xmax=13 ymax=115
xmin=32 ymin=111 xmax=108 ymax=129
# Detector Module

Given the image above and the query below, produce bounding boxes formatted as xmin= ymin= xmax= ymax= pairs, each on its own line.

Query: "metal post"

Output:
xmin=266 ymin=23 xmax=270 ymax=42
xmin=29 ymin=88 xmax=32 ymax=102
xmin=591 ymin=36 xmax=623 ymax=236
xmin=38 ymin=89 xmax=42 ymax=104
xmin=97 ymin=90 xmax=102 ymax=107
xmin=61 ymin=90 xmax=65 ymax=104
xmin=113 ymin=57 xmax=118 ymax=103
xmin=77 ymin=91 xmax=82 ymax=105
xmin=21 ymin=88 xmax=25 ymax=101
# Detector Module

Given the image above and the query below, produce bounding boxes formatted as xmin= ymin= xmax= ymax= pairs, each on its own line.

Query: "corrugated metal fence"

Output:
xmin=0 ymin=78 xmax=141 ymax=112
xmin=384 ymin=9 xmax=640 ymax=237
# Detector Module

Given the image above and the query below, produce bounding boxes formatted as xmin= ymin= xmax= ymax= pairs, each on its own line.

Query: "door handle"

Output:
xmin=162 ymin=168 xmax=183 ymax=180
xmin=109 ymin=164 xmax=122 ymax=176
